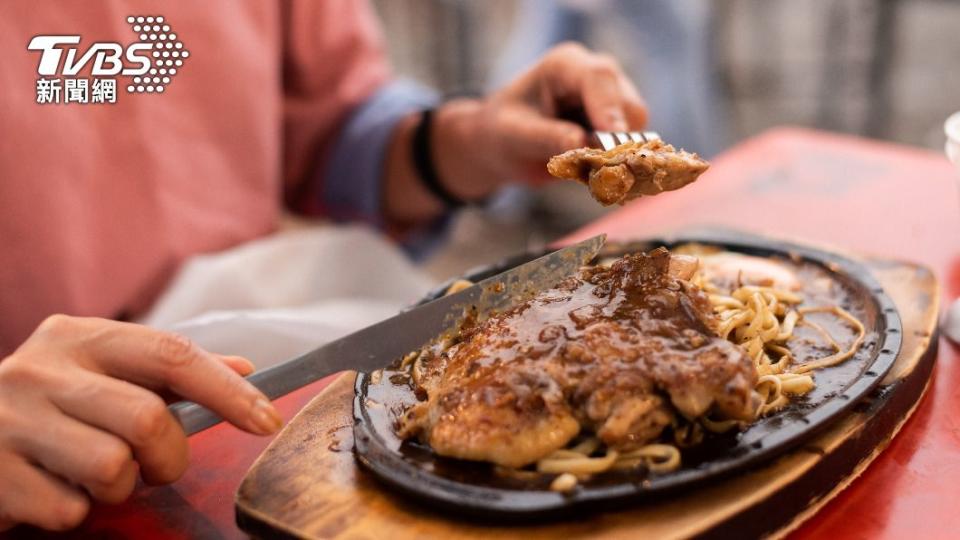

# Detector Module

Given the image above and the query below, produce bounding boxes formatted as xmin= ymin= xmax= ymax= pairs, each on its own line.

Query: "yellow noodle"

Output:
xmin=444 ymin=279 xmax=474 ymax=296
xmin=756 ymin=374 xmax=790 ymax=414
xmin=613 ymin=445 xmax=682 ymax=473
xmin=571 ymin=437 xmax=601 ymax=455
xmin=700 ymin=416 xmax=741 ymax=434
xmin=400 ymin=350 xmax=420 ymax=369
xmin=778 ymin=373 xmax=816 ymax=394
xmin=776 ymin=310 xmax=800 ymax=341
xmin=550 ymin=472 xmax=578 ymax=492
xmin=799 ymin=318 xmax=841 ymax=352
xmin=537 ymin=449 xmax=619 ymax=474
xmin=733 ymin=285 xmax=803 ymax=304
xmin=792 ymin=306 xmax=866 ymax=373
xmin=710 ymin=294 xmax=744 ymax=310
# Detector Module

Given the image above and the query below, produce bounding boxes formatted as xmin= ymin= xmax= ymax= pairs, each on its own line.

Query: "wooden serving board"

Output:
xmin=236 ymin=259 xmax=938 ymax=539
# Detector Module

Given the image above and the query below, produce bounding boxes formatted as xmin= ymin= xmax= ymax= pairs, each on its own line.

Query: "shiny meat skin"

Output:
xmin=547 ymin=140 xmax=709 ymax=206
xmin=398 ymin=249 xmax=760 ymax=468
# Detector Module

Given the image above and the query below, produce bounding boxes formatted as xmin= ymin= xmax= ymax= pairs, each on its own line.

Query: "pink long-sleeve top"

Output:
xmin=0 ymin=1 xmax=435 ymax=353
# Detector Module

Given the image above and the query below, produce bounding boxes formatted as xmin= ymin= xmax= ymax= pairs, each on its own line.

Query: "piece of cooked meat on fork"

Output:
xmin=398 ymin=248 xmax=760 ymax=469
xmin=547 ymin=139 xmax=709 ymax=206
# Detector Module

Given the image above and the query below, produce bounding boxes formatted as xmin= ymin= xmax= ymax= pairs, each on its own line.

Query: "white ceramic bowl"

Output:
xmin=946 ymin=111 xmax=960 ymax=170
xmin=942 ymin=111 xmax=960 ymax=343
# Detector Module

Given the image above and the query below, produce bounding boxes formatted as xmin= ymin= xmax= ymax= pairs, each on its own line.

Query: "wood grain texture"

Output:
xmin=236 ymin=260 xmax=938 ymax=540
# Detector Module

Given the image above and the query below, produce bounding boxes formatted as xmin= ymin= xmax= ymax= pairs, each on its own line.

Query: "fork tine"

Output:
xmin=594 ymin=131 xmax=617 ymax=151
xmin=591 ymin=130 xmax=662 ymax=150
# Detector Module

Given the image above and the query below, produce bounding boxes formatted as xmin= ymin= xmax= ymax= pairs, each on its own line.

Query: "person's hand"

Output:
xmin=435 ymin=42 xmax=648 ymax=199
xmin=0 ymin=315 xmax=283 ymax=531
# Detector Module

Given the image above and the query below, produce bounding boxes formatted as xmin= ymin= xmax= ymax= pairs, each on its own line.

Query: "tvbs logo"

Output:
xmin=28 ymin=36 xmax=152 ymax=77
xmin=28 ymin=16 xmax=188 ymax=104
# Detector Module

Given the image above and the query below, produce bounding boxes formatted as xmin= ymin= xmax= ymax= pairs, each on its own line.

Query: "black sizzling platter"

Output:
xmin=352 ymin=233 xmax=902 ymax=520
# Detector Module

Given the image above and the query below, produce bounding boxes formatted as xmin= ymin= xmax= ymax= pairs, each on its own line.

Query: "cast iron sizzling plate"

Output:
xmin=352 ymin=233 xmax=902 ymax=520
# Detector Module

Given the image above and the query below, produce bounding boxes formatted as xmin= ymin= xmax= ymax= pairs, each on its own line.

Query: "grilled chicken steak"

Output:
xmin=398 ymin=248 xmax=760 ymax=468
xmin=547 ymin=140 xmax=709 ymax=206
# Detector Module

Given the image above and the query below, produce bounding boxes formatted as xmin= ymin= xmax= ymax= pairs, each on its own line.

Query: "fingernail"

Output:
xmin=235 ymin=358 xmax=256 ymax=376
xmin=251 ymin=397 xmax=283 ymax=435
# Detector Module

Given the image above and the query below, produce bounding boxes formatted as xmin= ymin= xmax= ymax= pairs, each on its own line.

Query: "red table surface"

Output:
xmin=13 ymin=127 xmax=960 ymax=539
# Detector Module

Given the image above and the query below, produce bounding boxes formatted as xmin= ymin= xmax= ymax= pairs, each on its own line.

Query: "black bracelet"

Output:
xmin=412 ymin=108 xmax=466 ymax=208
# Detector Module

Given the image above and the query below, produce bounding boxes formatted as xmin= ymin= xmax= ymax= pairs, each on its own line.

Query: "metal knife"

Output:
xmin=169 ymin=234 xmax=606 ymax=435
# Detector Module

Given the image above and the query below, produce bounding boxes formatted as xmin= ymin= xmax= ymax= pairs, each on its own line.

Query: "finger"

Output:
xmin=538 ymin=44 xmax=646 ymax=131
xmin=12 ymin=403 xmax=137 ymax=504
xmin=218 ymin=355 xmax=256 ymax=377
xmin=76 ymin=320 xmax=282 ymax=436
xmin=0 ymin=453 xmax=89 ymax=531
xmin=48 ymin=369 xmax=188 ymax=486
xmin=619 ymin=77 xmax=649 ymax=129
xmin=581 ymin=63 xmax=630 ymax=131
xmin=497 ymin=108 xmax=586 ymax=161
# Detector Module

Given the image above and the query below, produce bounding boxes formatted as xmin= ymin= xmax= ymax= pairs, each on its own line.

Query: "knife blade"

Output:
xmin=170 ymin=234 xmax=606 ymax=435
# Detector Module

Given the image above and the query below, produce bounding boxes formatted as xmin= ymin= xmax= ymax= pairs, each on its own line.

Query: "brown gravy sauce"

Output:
xmin=360 ymin=254 xmax=879 ymax=489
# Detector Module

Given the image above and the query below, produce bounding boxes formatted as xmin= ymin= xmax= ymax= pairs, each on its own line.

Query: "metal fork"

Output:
xmin=591 ymin=131 xmax=661 ymax=151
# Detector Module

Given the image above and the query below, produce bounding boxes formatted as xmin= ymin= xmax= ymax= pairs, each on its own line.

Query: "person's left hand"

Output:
xmin=434 ymin=42 xmax=648 ymax=200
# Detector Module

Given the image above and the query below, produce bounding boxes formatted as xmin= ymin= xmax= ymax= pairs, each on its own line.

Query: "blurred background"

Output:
xmin=370 ymin=0 xmax=960 ymax=278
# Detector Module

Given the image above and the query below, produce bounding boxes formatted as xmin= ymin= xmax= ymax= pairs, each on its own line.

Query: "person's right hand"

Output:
xmin=0 ymin=315 xmax=284 ymax=531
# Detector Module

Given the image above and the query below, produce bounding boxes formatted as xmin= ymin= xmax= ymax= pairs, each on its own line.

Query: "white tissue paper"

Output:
xmin=139 ymin=225 xmax=437 ymax=369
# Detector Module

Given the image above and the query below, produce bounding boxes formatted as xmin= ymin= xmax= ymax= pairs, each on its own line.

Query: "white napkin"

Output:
xmin=139 ymin=225 xmax=436 ymax=368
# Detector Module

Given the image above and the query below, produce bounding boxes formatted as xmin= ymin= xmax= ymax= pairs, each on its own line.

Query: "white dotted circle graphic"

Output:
xmin=126 ymin=15 xmax=186 ymax=95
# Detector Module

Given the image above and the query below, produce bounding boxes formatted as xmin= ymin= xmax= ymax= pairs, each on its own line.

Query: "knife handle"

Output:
xmin=169 ymin=400 xmax=223 ymax=436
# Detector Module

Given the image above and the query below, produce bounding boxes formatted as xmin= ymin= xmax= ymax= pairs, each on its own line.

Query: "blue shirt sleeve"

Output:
xmin=321 ymin=79 xmax=449 ymax=258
